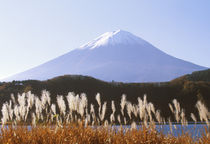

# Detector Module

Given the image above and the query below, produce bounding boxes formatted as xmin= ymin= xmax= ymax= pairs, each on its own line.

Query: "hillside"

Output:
xmin=0 ymin=74 xmax=209 ymax=121
xmin=172 ymin=69 xmax=210 ymax=82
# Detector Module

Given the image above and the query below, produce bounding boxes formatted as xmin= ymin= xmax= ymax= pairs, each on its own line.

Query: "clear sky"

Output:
xmin=0 ymin=0 xmax=210 ymax=79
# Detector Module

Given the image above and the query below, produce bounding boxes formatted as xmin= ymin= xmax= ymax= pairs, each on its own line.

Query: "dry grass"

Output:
xmin=0 ymin=91 xmax=209 ymax=144
xmin=0 ymin=123 xmax=209 ymax=144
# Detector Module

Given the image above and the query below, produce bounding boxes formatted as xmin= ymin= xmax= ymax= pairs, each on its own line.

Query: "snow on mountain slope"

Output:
xmin=3 ymin=30 xmax=207 ymax=82
xmin=80 ymin=30 xmax=147 ymax=49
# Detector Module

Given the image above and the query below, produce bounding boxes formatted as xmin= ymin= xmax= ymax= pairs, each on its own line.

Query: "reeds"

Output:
xmin=0 ymin=90 xmax=209 ymax=144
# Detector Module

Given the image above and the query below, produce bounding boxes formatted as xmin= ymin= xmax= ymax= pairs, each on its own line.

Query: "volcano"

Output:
xmin=3 ymin=30 xmax=207 ymax=82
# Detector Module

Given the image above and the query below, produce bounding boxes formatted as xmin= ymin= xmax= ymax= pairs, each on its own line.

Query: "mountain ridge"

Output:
xmin=3 ymin=30 xmax=207 ymax=82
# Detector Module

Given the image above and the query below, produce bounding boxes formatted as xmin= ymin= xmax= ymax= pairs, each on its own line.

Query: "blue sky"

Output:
xmin=0 ymin=0 xmax=210 ymax=79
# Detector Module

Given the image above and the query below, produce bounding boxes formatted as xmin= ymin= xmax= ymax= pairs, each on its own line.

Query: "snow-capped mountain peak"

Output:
xmin=80 ymin=29 xmax=147 ymax=49
xmin=2 ymin=30 xmax=207 ymax=82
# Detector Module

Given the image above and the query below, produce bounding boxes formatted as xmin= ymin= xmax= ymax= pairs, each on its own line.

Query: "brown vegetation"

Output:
xmin=0 ymin=123 xmax=209 ymax=144
xmin=0 ymin=91 xmax=209 ymax=144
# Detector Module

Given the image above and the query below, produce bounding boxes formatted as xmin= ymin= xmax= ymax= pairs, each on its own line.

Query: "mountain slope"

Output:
xmin=3 ymin=30 xmax=207 ymax=82
xmin=172 ymin=69 xmax=210 ymax=82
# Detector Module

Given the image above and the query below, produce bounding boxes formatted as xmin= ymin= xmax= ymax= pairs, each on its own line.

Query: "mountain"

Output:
xmin=172 ymin=69 xmax=210 ymax=82
xmin=3 ymin=30 xmax=207 ymax=82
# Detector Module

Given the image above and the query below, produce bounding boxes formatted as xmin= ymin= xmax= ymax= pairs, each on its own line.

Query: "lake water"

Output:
xmin=117 ymin=124 xmax=209 ymax=138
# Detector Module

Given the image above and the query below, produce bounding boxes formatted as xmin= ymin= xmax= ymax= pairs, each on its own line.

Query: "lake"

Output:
xmin=114 ymin=123 xmax=209 ymax=138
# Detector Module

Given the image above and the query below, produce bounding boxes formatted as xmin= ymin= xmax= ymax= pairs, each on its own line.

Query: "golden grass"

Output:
xmin=0 ymin=91 xmax=209 ymax=144
xmin=0 ymin=123 xmax=209 ymax=144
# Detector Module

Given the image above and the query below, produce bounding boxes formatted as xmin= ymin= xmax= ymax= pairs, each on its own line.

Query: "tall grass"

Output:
xmin=0 ymin=90 xmax=209 ymax=144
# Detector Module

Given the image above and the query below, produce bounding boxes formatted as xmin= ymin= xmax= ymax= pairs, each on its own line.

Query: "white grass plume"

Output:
xmin=120 ymin=94 xmax=126 ymax=116
xmin=57 ymin=95 xmax=66 ymax=116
